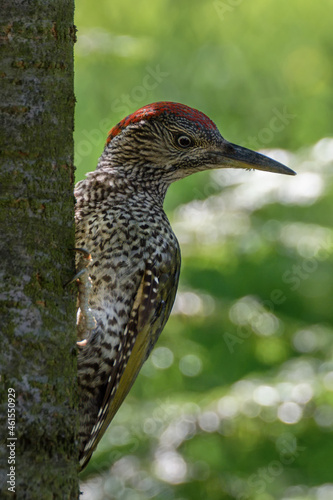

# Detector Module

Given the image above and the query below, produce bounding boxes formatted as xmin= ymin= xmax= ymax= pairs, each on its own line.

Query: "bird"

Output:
xmin=74 ymin=101 xmax=296 ymax=470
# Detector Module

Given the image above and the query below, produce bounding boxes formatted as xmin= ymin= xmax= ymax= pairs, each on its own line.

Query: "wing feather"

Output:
xmin=79 ymin=250 xmax=180 ymax=469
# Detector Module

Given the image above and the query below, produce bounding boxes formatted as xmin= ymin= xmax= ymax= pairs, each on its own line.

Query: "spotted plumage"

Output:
xmin=75 ymin=101 xmax=295 ymax=470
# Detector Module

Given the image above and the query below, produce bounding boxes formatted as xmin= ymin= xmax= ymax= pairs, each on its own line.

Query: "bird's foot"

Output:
xmin=66 ymin=248 xmax=96 ymax=343
xmin=65 ymin=248 xmax=92 ymax=286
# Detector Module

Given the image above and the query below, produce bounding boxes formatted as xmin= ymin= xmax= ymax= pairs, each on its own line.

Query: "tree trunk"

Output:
xmin=0 ymin=0 xmax=78 ymax=498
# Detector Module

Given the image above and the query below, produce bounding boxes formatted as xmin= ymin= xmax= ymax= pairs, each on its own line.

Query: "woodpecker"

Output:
xmin=75 ymin=101 xmax=295 ymax=469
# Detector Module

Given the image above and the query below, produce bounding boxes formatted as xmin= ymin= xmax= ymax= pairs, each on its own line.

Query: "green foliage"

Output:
xmin=75 ymin=2 xmax=333 ymax=498
xmin=75 ymin=0 xmax=333 ymax=184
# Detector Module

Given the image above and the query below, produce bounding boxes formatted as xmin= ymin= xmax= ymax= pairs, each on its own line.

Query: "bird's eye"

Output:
xmin=176 ymin=135 xmax=193 ymax=148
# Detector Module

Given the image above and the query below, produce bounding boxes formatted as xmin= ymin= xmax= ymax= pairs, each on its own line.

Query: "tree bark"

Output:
xmin=0 ymin=0 xmax=78 ymax=498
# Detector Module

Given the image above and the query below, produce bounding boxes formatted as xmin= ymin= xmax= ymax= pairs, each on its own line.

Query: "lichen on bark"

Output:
xmin=0 ymin=0 xmax=78 ymax=497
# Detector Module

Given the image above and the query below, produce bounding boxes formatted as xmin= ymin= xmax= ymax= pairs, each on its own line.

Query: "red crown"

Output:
xmin=106 ymin=101 xmax=217 ymax=144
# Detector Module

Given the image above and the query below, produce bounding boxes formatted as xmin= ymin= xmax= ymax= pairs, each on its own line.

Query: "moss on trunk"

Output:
xmin=0 ymin=0 xmax=78 ymax=497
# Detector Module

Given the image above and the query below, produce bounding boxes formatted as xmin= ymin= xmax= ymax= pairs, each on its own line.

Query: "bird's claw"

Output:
xmin=64 ymin=248 xmax=92 ymax=287
xmin=66 ymin=247 xmax=96 ymax=343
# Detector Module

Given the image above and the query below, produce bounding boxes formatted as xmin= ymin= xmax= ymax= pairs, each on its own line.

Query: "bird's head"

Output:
xmin=101 ymin=101 xmax=295 ymax=184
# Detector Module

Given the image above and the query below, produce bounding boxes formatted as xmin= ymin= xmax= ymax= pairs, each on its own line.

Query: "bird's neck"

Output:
xmin=95 ymin=158 xmax=171 ymax=208
xmin=96 ymin=154 xmax=173 ymax=207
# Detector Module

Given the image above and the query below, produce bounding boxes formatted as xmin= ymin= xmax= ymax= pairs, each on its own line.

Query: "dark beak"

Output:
xmin=216 ymin=141 xmax=296 ymax=176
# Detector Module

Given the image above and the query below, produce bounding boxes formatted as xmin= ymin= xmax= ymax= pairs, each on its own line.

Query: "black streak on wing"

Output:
xmin=79 ymin=249 xmax=180 ymax=470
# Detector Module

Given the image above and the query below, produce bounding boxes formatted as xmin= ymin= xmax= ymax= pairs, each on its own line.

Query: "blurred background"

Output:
xmin=74 ymin=1 xmax=333 ymax=499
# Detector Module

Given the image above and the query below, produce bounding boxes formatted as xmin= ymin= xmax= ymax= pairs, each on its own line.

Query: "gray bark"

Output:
xmin=0 ymin=0 xmax=78 ymax=497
